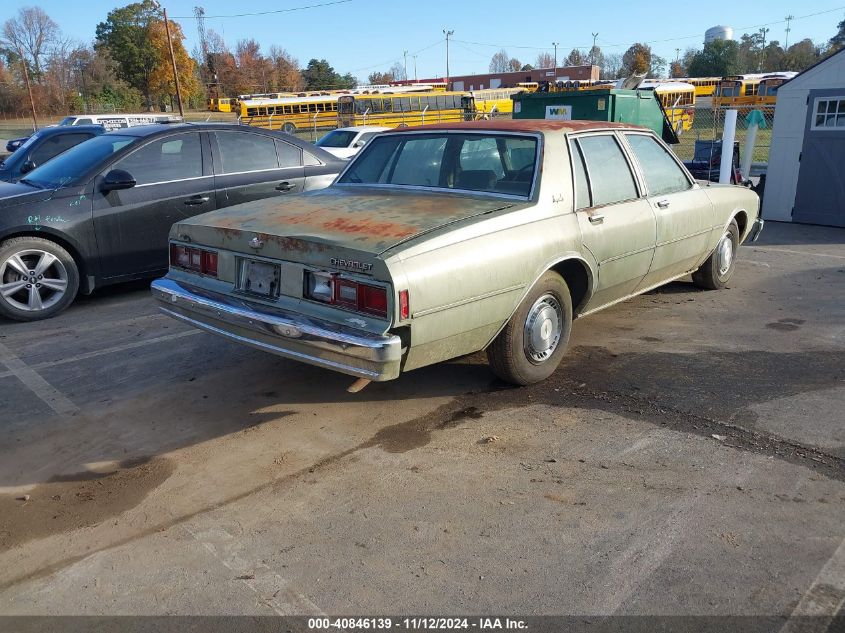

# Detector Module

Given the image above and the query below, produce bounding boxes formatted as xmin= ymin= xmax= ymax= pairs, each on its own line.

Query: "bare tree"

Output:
xmin=1 ymin=6 xmax=59 ymax=79
xmin=489 ymin=49 xmax=511 ymax=72
xmin=535 ymin=52 xmax=554 ymax=68
xmin=600 ymin=53 xmax=623 ymax=79
xmin=389 ymin=61 xmax=406 ymax=81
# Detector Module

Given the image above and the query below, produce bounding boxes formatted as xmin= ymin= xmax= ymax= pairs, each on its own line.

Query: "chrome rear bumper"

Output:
xmin=151 ymin=278 xmax=402 ymax=381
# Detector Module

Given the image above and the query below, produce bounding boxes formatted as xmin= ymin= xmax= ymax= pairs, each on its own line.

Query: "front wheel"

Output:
xmin=487 ymin=271 xmax=573 ymax=385
xmin=282 ymin=122 xmax=296 ymax=134
xmin=0 ymin=237 xmax=79 ymax=321
xmin=693 ymin=220 xmax=739 ymax=290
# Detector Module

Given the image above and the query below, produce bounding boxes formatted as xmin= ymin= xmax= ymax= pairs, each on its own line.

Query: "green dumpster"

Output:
xmin=512 ymin=89 xmax=678 ymax=144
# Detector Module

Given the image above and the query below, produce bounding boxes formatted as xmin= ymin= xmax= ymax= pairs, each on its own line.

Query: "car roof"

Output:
xmin=334 ymin=126 xmax=390 ymax=132
xmin=384 ymin=119 xmax=647 ymax=134
xmin=36 ymin=124 xmax=106 ymax=135
xmin=103 ymin=122 xmax=344 ymax=163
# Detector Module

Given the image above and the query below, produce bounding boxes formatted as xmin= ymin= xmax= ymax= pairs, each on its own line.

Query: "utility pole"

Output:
xmin=153 ymin=2 xmax=184 ymax=116
xmin=18 ymin=47 xmax=38 ymax=131
xmin=552 ymin=42 xmax=559 ymax=70
xmin=591 ymin=32 xmax=599 ymax=65
xmin=784 ymin=14 xmax=794 ymax=49
xmin=759 ymin=27 xmax=769 ymax=72
xmin=413 ymin=54 xmax=418 ymax=82
xmin=403 ymin=50 xmax=408 ymax=81
xmin=443 ymin=29 xmax=454 ymax=85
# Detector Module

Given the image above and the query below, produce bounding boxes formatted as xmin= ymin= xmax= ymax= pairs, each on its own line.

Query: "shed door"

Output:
xmin=793 ymin=91 xmax=845 ymax=227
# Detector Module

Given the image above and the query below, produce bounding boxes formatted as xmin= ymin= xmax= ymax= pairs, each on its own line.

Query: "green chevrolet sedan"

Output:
xmin=151 ymin=120 xmax=762 ymax=389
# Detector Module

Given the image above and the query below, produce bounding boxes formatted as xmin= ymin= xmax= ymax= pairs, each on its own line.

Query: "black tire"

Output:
xmin=692 ymin=220 xmax=739 ymax=290
xmin=0 ymin=236 xmax=79 ymax=321
xmin=282 ymin=122 xmax=296 ymax=134
xmin=487 ymin=271 xmax=573 ymax=386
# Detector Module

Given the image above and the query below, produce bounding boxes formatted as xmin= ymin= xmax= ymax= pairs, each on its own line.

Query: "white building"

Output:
xmin=763 ymin=48 xmax=845 ymax=227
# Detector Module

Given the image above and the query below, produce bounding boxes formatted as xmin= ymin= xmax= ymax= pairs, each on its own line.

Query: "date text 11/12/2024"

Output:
xmin=308 ymin=618 xmax=528 ymax=630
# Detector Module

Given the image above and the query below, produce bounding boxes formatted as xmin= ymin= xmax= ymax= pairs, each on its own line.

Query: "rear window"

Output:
xmin=339 ymin=132 xmax=538 ymax=197
xmin=316 ymin=130 xmax=358 ymax=148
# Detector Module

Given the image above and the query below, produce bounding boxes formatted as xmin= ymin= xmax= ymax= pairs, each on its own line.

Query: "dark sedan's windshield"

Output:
xmin=338 ymin=132 xmax=538 ymax=197
xmin=22 ymin=134 xmax=136 ymax=189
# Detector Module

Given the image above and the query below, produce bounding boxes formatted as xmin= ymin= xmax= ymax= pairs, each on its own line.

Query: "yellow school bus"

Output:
xmin=756 ymin=72 xmax=798 ymax=106
xmin=712 ymin=74 xmax=769 ymax=108
xmin=338 ymin=91 xmax=465 ymax=127
xmin=679 ymin=77 xmax=720 ymax=97
xmin=461 ymin=87 xmax=526 ymax=118
xmin=239 ymin=95 xmax=339 ymax=132
xmin=207 ymin=97 xmax=234 ymax=112
xmin=639 ymin=81 xmax=697 ymax=131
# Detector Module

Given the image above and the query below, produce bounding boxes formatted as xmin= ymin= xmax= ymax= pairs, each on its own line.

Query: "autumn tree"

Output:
xmin=508 ymin=58 xmax=522 ymax=72
xmin=95 ymin=0 xmax=160 ymax=106
xmin=621 ymin=42 xmax=664 ymax=77
xmin=148 ymin=18 xmax=199 ymax=108
xmin=670 ymin=61 xmax=685 ymax=78
xmin=268 ymin=46 xmax=301 ymax=91
xmin=368 ymin=70 xmax=394 ymax=84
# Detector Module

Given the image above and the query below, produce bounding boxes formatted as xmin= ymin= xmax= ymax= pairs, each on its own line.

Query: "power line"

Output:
xmin=168 ymin=0 xmax=353 ymax=20
xmin=349 ymin=39 xmax=443 ymax=73
xmin=452 ymin=5 xmax=843 ymax=53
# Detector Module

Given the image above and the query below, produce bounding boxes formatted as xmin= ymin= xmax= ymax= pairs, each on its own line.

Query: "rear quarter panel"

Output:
xmin=701 ymin=185 xmax=760 ymax=245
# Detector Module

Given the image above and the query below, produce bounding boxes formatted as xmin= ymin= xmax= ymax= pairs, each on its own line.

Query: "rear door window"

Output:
xmin=624 ymin=133 xmax=690 ymax=196
xmin=576 ymin=135 xmax=638 ymax=206
xmin=215 ymin=131 xmax=279 ymax=174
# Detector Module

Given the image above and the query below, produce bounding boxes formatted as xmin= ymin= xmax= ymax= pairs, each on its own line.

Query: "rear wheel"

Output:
xmin=693 ymin=220 xmax=739 ymax=290
xmin=282 ymin=122 xmax=296 ymax=134
xmin=487 ymin=271 xmax=573 ymax=385
xmin=0 ymin=237 xmax=79 ymax=321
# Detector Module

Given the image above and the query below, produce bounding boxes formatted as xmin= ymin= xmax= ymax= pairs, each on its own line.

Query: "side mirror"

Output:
xmin=101 ymin=169 xmax=136 ymax=192
xmin=20 ymin=160 xmax=36 ymax=174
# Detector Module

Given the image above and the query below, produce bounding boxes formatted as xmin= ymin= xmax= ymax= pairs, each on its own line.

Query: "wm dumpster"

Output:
xmin=512 ymin=89 xmax=679 ymax=144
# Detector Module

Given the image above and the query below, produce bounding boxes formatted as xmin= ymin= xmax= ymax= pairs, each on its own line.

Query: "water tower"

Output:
xmin=705 ymin=25 xmax=734 ymax=44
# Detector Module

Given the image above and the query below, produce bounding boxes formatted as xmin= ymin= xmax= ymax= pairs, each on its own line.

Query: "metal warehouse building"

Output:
xmin=763 ymin=48 xmax=845 ymax=227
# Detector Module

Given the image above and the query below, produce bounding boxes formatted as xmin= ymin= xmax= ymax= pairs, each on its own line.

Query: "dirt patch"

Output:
xmin=0 ymin=457 xmax=173 ymax=552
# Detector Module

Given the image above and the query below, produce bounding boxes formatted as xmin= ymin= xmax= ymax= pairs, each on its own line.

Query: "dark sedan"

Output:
xmin=0 ymin=125 xmax=106 ymax=183
xmin=0 ymin=123 xmax=344 ymax=321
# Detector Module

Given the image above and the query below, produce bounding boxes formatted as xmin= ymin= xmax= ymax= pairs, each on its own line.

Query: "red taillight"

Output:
xmin=304 ymin=271 xmax=388 ymax=318
xmin=201 ymin=251 xmax=218 ymax=276
xmin=359 ymin=284 xmax=387 ymax=316
xmin=399 ymin=290 xmax=409 ymax=320
xmin=169 ymin=243 xmax=218 ymax=277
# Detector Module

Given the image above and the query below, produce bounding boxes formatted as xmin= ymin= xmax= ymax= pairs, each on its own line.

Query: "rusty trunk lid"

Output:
xmin=173 ymin=187 xmax=523 ymax=258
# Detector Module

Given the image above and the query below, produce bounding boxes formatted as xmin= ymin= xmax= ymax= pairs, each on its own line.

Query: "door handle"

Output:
xmin=275 ymin=182 xmax=294 ymax=192
xmin=656 ymin=199 xmax=670 ymax=209
xmin=588 ymin=211 xmax=605 ymax=224
xmin=183 ymin=195 xmax=210 ymax=206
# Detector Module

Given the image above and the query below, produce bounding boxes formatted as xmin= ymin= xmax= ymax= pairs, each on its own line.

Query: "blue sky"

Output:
xmin=5 ymin=0 xmax=844 ymax=80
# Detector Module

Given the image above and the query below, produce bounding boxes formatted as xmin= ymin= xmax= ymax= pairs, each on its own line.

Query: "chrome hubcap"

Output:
xmin=717 ymin=232 xmax=734 ymax=277
xmin=524 ymin=293 xmax=563 ymax=364
xmin=0 ymin=249 xmax=68 ymax=312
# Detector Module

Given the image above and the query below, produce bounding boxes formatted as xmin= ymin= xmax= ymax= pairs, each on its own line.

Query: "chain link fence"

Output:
xmin=673 ymin=104 xmax=775 ymax=177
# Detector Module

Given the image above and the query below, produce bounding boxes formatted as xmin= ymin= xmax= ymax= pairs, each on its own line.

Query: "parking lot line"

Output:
xmin=780 ymin=536 xmax=845 ymax=632
xmin=0 ymin=340 xmax=79 ymax=418
xmin=0 ymin=330 xmax=202 ymax=380
xmin=183 ymin=524 xmax=324 ymax=616
xmin=749 ymin=247 xmax=845 ymax=260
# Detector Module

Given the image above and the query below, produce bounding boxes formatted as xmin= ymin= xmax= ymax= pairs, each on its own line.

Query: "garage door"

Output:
xmin=793 ymin=90 xmax=845 ymax=227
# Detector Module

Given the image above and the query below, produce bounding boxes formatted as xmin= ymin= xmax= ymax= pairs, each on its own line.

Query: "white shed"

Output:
xmin=763 ymin=48 xmax=845 ymax=227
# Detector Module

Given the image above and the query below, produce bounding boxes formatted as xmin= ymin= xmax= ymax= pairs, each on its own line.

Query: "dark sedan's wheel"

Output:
xmin=487 ymin=271 xmax=573 ymax=385
xmin=0 ymin=237 xmax=79 ymax=321
xmin=693 ymin=220 xmax=739 ymax=290
xmin=282 ymin=122 xmax=296 ymax=133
